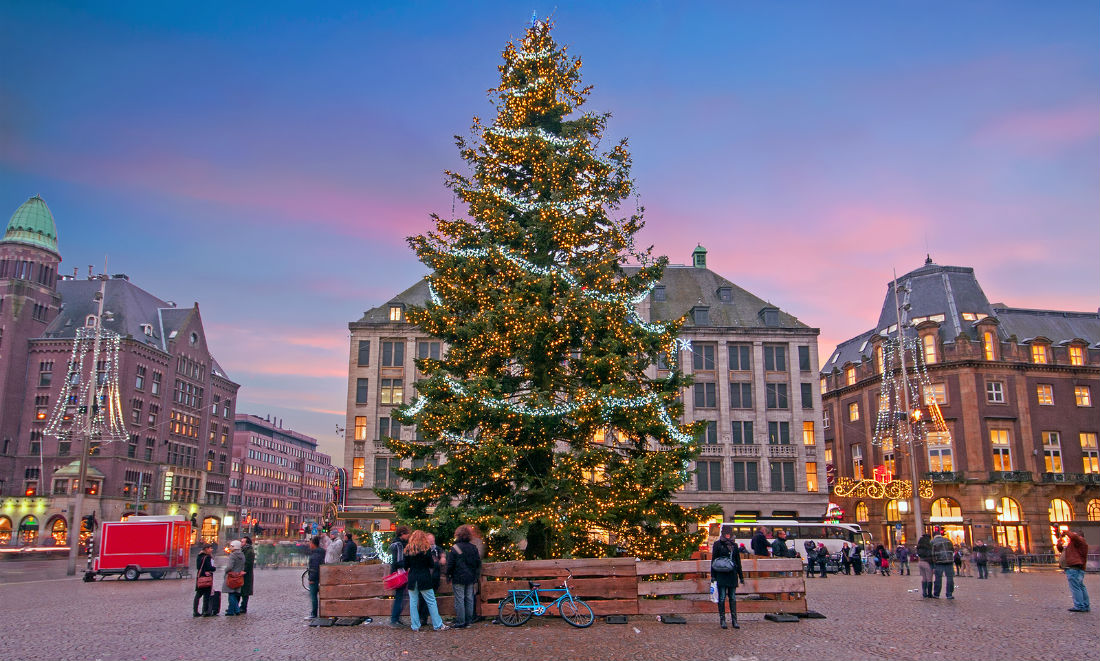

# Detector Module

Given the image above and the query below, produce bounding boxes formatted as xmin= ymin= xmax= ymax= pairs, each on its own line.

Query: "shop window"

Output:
xmin=996 ymin=497 xmax=1021 ymax=522
xmin=886 ymin=499 xmax=900 ymax=521
xmin=1088 ymin=499 xmax=1100 ymax=522
xmin=18 ymin=515 xmax=39 ymax=545
xmin=48 ymin=517 xmax=67 ymax=546
xmin=1048 ymin=499 xmax=1073 ymax=523
xmin=855 ymin=502 xmax=869 ymax=523
xmin=201 ymin=517 xmax=219 ymax=545
xmin=931 ymin=497 xmax=961 ymax=519
xmin=0 ymin=516 xmax=10 ymax=545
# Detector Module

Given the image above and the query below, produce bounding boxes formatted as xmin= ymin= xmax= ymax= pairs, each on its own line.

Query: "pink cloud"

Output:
xmin=205 ymin=322 xmax=348 ymax=380
xmin=974 ymin=102 xmax=1100 ymax=150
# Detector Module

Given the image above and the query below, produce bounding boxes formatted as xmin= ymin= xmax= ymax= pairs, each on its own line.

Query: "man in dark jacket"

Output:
xmin=240 ymin=536 xmax=255 ymax=614
xmin=770 ymin=530 xmax=789 ymax=559
xmin=446 ymin=525 xmax=483 ymax=628
xmin=306 ymin=536 xmax=325 ymax=619
xmin=930 ymin=528 xmax=955 ymax=599
xmin=388 ymin=526 xmax=410 ymax=627
xmin=750 ymin=527 xmax=770 ymax=557
xmin=711 ymin=531 xmax=745 ymax=629
xmin=341 ymin=532 xmax=358 ymax=562
xmin=1057 ymin=530 xmax=1090 ymax=612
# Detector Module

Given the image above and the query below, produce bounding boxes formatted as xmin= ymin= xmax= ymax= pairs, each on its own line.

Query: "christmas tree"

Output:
xmin=379 ymin=19 xmax=719 ymax=560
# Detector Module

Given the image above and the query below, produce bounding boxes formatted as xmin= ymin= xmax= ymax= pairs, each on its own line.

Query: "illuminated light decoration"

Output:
xmin=371 ymin=531 xmax=393 ymax=565
xmin=44 ymin=327 xmax=128 ymax=444
xmin=514 ymin=47 xmax=552 ymax=61
xmin=484 ymin=185 xmax=600 ymax=215
xmin=833 ymin=477 xmax=934 ymax=500
xmin=825 ymin=503 xmax=845 ymax=523
xmin=487 ymin=125 xmax=581 ymax=147
xmin=871 ymin=336 xmax=951 ymax=450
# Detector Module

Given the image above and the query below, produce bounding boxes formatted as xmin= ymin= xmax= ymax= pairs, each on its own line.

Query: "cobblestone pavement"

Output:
xmin=0 ymin=560 xmax=1095 ymax=661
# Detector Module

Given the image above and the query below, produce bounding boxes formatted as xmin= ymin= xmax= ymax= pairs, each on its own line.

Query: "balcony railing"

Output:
xmin=729 ymin=445 xmax=761 ymax=457
xmin=989 ymin=470 xmax=1032 ymax=483
xmin=767 ymin=444 xmax=798 ymax=458
xmin=1055 ymin=472 xmax=1100 ymax=485
xmin=1042 ymin=472 xmax=1069 ymax=483
xmin=700 ymin=445 xmax=723 ymax=456
xmin=925 ymin=471 xmax=963 ymax=483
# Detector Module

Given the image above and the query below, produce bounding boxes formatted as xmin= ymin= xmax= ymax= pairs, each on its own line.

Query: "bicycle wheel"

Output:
xmin=559 ymin=598 xmax=594 ymax=628
xmin=497 ymin=596 xmax=532 ymax=627
xmin=301 ymin=569 xmax=309 ymax=591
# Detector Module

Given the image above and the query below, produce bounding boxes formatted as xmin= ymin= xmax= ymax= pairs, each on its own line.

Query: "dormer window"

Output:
xmin=653 ymin=286 xmax=666 ymax=302
xmin=759 ymin=307 xmax=779 ymax=328
xmin=85 ymin=315 xmax=97 ymax=328
xmin=389 ymin=305 xmax=404 ymax=322
xmin=716 ymin=287 xmax=731 ymax=303
xmin=141 ymin=324 xmax=153 ymax=337
xmin=691 ymin=306 xmax=710 ymax=326
xmin=1030 ymin=343 xmax=1049 ymax=364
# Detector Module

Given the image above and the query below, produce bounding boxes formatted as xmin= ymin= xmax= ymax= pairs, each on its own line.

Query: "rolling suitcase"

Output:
xmin=204 ymin=590 xmax=222 ymax=616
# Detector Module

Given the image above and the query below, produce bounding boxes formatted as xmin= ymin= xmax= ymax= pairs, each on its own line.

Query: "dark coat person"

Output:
xmin=240 ymin=537 xmax=255 ymax=614
xmin=341 ymin=532 xmax=358 ymax=562
xmin=306 ymin=536 xmax=325 ymax=619
xmin=750 ymin=527 xmax=770 ymax=557
xmin=711 ymin=535 xmax=745 ymax=629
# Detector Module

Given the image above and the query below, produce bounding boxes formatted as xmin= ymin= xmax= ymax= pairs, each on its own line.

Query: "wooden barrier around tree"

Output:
xmin=318 ymin=556 xmax=806 ymax=618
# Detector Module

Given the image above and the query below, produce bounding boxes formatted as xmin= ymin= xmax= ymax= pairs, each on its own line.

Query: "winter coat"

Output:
xmin=325 ymin=537 xmax=343 ymax=564
xmin=404 ymin=550 xmax=439 ymax=592
xmin=341 ymin=539 xmax=358 ymax=562
xmin=710 ymin=538 xmax=745 ymax=588
xmin=750 ymin=531 xmax=770 ymax=557
xmin=972 ymin=544 xmax=988 ymax=563
xmin=446 ymin=541 xmax=482 ymax=585
xmin=1058 ymin=532 xmax=1089 ymax=569
xmin=195 ymin=551 xmax=215 ymax=591
xmin=241 ymin=544 xmax=255 ymax=597
xmin=916 ymin=535 xmax=933 ymax=563
xmin=895 ymin=546 xmax=910 ymax=562
xmin=222 ymin=549 xmax=246 ymax=594
xmin=307 ymin=546 xmax=325 ymax=583
xmin=389 ymin=539 xmax=406 ymax=574
xmin=771 ymin=537 xmax=789 ymax=558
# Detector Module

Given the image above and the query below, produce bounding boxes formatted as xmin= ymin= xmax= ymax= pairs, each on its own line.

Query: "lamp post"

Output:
xmin=891 ymin=275 xmax=925 ymax=544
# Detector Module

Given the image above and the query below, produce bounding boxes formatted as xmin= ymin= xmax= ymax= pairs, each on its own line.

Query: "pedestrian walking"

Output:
xmin=306 ymin=535 xmax=324 ymax=619
xmin=222 ymin=540 xmax=246 ymax=616
xmin=973 ymin=540 xmax=989 ymax=579
xmin=446 ymin=525 xmax=482 ymax=629
xmin=999 ymin=545 xmax=1012 ymax=573
xmin=931 ymin=528 xmax=955 ymax=599
xmin=750 ymin=526 xmax=770 ymax=557
xmin=388 ymin=526 xmax=410 ymax=627
xmin=1056 ymin=529 xmax=1090 ymax=612
xmin=239 ymin=536 xmax=255 ymax=614
xmin=193 ymin=542 xmax=215 ymax=617
xmin=803 ymin=539 xmax=816 ymax=577
xmin=916 ymin=533 xmax=934 ymax=598
xmin=874 ymin=544 xmax=890 ymax=576
xmin=895 ymin=544 xmax=911 ymax=576
xmin=341 ymin=532 xmax=358 ymax=562
xmin=841 ymin=543 xmax=852 ymax=575
xmin=710 ymin=529 xmax=745 ymax=629
xmin=404 ymin=530 xmax=449 ymax=631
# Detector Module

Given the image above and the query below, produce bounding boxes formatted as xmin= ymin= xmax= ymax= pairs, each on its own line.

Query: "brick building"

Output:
xmin=0 ymin=195 xmax=239 ymax=547
xmin=341 ymin=246 xmax=828 ymax=532
xmin=821 ymin=257 xmax=1100 ymax=553
xmin=229 ymin=414 xmax=333 ymax=538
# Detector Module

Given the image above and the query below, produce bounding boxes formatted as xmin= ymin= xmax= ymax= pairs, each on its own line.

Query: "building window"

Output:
xmin=692 ymin=344 xmax=716 ymax=372
xmin=696 ymin=460 xmax=722 ymax=491
xmin=990 ymin=429 xmax=1012 ymax=471
xmin=652 ymin=285 xmax=665 ymax=302
xmin=983 ymin=331 xmax=996 ymax=360
xmin=802 ymin=421 xmax=815 ymax=446
xmin=824 ymin=444 xmax=833 ymax=463
xmin=1075 ymin=386 xmax=1092 ymax=407
xmin=380 ymin=379 xmax=403 ymax=406
xmin=698 ymin=420 xmax=718 ymax=445
xmin=928 ymin=446 xmax=953 ymax=472
xmin=729 ymin=382 xmax=752 ymax=409
xmin=417 ymin=341 xmax=441 ymax=361
xmin=1036 ymin=384 xmax=1054 ymax=406
xmin=986 ymin=381 xmax=1005 ymax=403
xmin=1042 ymin=432 xmax=1062 ymax=473
xmin=691 ymin=307 xmax=710 ymax=326
xmin=378 ymin=417 xmax=402 ymax=440
xmin=923 ymin=334 xmax=937 ymax=364
xmin=767 ymin=421 xmax=790 ymax=445
xmin=855 ymin=501 xmax=869 ymax=522
xmin=800 ymin=382 xmax=813 ymax=409
xmin=693 ymin=382 xmax=716 ymax=408
xmin=821 ymin=376 xmax=828 ymax=394
xmin=355 ymin=378 xmax=369 ymax=404
xmin=798 ymin=346 xmax=811 ymax=372
xmin=357 ymin=340 xmax=370 ymax=366
xmin=765 ymin=383 xmax=788 ymax=409
xmin=852 ymin=445 xmax=864 ymax=479
xmin=848 ymin=402 xmax=859 ymax=422
xmin=806 ymin=461 xmax=818 ymax=492
xmin=1081 ymin=433 xmax=1099 ymax=474
xmin=1031 ymin=344 xmax=1048 ymax=364
xmin=353 ymin=416 xmax=367 ymax=441
xmin=37 ymin=361 xmax=53 ymax=387
xmin=1069 ymin=345 xmax=1085 ymax=366
xmin=731 ymin=421 xmax=754 ymax=445
xmin=373 ymin=457 xmax=399 ymax=489
xmin=770 ymin=461 xmax=795 ymax=492
xmin=923 ymin=383 xmax=947 ymax=405
xmin=151 ymin=371 xmax=162 ymax=396
xmin=823 ymin=408 xmax=831 ymax=429
xmin=381 ymin=341 xmax=405 ymax=367
xmin=764 ymin=345 xmax=787 ymax=372
xmin=845 ymin=366 xmax=856 ymax=386
xmin=732 ymin=461 xmax=758 ymax=491
xmin=389 ymin=305 xmax=404 ymax=322
xmin=728 ymin=343 xmax=751 ymax=371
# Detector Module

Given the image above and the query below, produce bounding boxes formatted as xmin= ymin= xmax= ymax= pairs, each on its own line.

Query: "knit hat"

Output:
xmin=230 ymin=540 xmax=242 ymax=550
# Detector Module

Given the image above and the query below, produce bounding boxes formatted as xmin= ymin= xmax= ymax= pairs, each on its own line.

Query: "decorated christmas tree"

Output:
xmin=379 ymin=19 xmax=719 ymax=560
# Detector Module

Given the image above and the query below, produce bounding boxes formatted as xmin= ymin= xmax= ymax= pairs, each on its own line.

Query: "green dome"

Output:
xmin=3 ymin=195 xmax=59 ymax=255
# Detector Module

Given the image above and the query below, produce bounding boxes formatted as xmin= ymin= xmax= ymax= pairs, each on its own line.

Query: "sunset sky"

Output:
xmin=2 ymin=1 xmax=1097 ymax=461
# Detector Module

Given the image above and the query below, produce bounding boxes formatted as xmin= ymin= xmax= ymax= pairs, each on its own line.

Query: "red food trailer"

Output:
xmin=88 ymin=515 xmax=192 ymax=581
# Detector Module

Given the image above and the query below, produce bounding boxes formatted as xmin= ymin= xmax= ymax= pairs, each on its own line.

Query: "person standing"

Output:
xmin=770 ymin=530 xmax=789 ymax=560
xmin=815 ymin=543 xmax=830 ymax=578
xmin=239 ymin=536 xmax=255 ymax=614
xmin=193 ymin=543 xmax=215 ymax=617
xmin=306 ymin=535 xmax=325 ymax=619
xmin=931 ymin=528 xmax=955 ymax=599
xmin=404 ymin=530 xmax=449 ymax=631
xmin=324 ymin=531 xmax=343 ymax=564
xmin=750 ymin=526 xmax=770 ymax=557
xmin=916 ymin=533 xmax=934 ymax=598
xmin=388 ymin=526 xmax=411 ymax=627
xmin=852 ymin=543 xmax=865 ymax=576
xmin=841 ymin=543 xmax=852 ymax=575
xmin=1057 ymin=529 xmax=1090 ymax=613
xmin=973 ymin=540 xmax=989 ymax=579
xmin=341 ymin=532 xmax=358 ymax=562
xmin=802 ymin=539 xmax=816 ymax=577
xmin=446 ymin=525 xmax=482 ymax=629
xmin=711 ymin=530 xmax=745 ymax=629
xmin=223 ymin=540 xmax=246 ymax=616
xmin=895 ymin=544 xmax=910 ymax=576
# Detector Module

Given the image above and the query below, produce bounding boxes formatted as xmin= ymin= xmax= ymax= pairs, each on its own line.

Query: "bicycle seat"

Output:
xmin=528 ymin=581 xmax=541 ymax=589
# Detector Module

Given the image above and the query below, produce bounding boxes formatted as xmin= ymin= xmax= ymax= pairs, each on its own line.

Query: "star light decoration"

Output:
xmin=871 ymin=335 xmax=951 ymax=450
xmin=44 ymin=327 xmax=128 ymax=444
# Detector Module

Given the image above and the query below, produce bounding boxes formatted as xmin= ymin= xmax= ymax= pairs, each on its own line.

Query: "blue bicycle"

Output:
xmin=497 ymin=569 xmax=595 ymax=628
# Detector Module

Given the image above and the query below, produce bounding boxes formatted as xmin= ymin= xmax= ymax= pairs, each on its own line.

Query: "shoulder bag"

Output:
xmin=196 ymin=574 xmax=214 ymax=589
xmin=226 ymin=571 xmax=245 ymax=589
xmin=711 ymin=556 xmax=736 ymax=573
xmin=383 ymin=568 xmax=408 ymax=590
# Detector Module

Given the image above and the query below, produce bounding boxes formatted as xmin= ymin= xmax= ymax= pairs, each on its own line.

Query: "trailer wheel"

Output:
xmin=149 ymin=571 xmax=165 ymax=580
xmin=123 ymin=567 xmax=141 ymax=581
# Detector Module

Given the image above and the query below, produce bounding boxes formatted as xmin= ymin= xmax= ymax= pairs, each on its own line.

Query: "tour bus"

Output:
xmin=721 ymin=520 xmax=874 ymax=570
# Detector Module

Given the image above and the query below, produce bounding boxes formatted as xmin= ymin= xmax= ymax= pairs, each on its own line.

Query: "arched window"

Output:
xmin=1048 ymin=499 xmax=1073 ymax=523
xmin=18 ymin=515 xmax=39 ymax=545
xmin=886 ymin=499 xmax=900 ymax=521
xmin=997 ymin=497 xmax=1021 ymax=522
xmin=0 ymin=516 xmax=11 ymax=545
xmin=931 ymin=497 xmax=962 ymax=518
xmin=855 ymin=501 xmax=869 ymax=522
xmin=201 ymin=516 xmax=220 ymax=545
xmin=48 ymin=516 xmax=68 ymax=546
xmin=1087 ymin=499 xmax=1100 ymax=522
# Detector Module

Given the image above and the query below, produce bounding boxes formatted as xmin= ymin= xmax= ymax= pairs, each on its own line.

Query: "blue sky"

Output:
xmin=2 ymin=1 xmax=1097 ymax=461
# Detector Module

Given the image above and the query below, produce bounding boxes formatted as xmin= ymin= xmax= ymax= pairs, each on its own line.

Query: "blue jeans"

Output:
xmin=308 ymin=582 xmax=319 ymax=617
xmin=390 ymin=587 xmax=406 ymax=624
xmin=453 ymin=582 xmax=477 ymax=626
xmin=1066 ymin=568 xmax=1090 ymax=610
xmin=933 ymin=563 xmax=954 ymax=597
xmin=227 ymin=592 xmax=241 ymax=615
xmin=408 ymin=587 xmax=443 ymax=630
xmin=976 ymin=561 xmax=988 ymax=579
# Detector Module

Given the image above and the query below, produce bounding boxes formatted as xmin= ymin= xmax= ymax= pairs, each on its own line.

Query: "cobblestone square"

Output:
xmin=1 ymin=560 xmax=1095 ymax=661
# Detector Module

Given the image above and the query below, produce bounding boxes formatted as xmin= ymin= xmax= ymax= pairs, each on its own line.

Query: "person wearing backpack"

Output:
xmin=446 ymin=525 xmax=482 ymax=628
xmin=930 ymin=528 xmax=955 ymax=599
xmin=711 ymin=530 xmax=745 ymax=629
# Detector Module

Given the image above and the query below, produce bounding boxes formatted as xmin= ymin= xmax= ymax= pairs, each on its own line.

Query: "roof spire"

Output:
xmin=925 ymin=254 xmax=933 ymax=265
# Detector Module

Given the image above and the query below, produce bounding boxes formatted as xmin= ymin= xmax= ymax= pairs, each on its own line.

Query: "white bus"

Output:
xmin=719 ymin=520 xmax=874 ymax=567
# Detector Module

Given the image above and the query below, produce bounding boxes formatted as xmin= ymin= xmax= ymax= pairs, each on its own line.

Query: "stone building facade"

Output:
xmin=341 ymin=246 xmax=828 ymax=531
xmin=0 ymin=196 xmax=239 ymax=547
xmin=229 ymin=414 xmax=333 ymax=538
xmin=821 ymin=258 xmax=1100 ymax=553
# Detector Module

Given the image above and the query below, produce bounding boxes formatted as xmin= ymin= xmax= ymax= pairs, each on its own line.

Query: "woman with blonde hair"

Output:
xmin=404 ymin=530 xmax=449 ymax=631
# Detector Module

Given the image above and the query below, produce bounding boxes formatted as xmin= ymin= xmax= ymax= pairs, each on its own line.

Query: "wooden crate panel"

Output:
xmin=481 ymin=557 xmax=636 ymax=578
xmin=319 ymin=563 xmax=388 ymax=586
xmin=637 ymin=578 xmax=710 ymax=597
xmin=479 ymin=576 xmax=637 ymax=601
xmin=319 ymin=596 xmax=459 ymax=618
xmin=634 ymin=597 xmax=806 ymax=615
xmin=635 ymin=560 xmax=710 ymax=575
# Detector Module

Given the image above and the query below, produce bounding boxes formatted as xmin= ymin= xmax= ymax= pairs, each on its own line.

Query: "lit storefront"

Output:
xmin=48 ymin=516 xmax=67 ymax=545
xmin=986 ymin=497 xmax=1029 ymax=553
xmin=18 ymin=515 xmax=39 ymax=545
xmin=200 ymin=516 xmax=220 ymax=544
xmin=0 ymin=516 xmax=11 ymax=545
